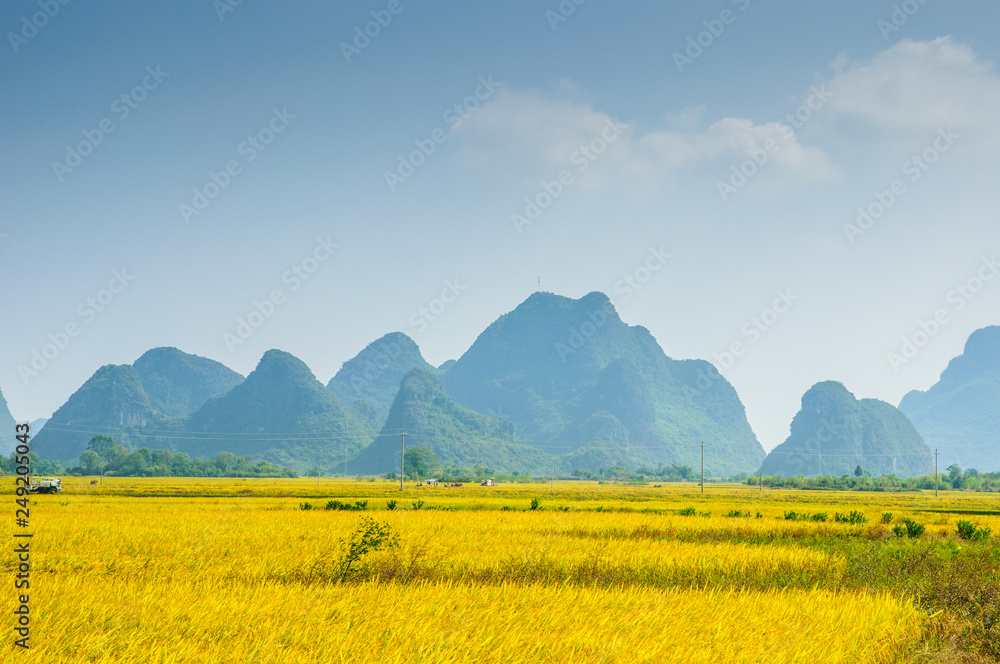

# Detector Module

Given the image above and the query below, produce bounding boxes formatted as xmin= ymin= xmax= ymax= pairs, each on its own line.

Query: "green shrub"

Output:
xmin=834 ymin=511 xmax=867 ymax=525
xmin=530 ymin=497 xmax=542 ymax=511
xmin=881 ymin=512 xmax=893 ymax=524
xmin=810 ymin=512 xmax=828 ymax=522
xmin=299 ymin=502 xmax=313 ymax=511
xmin=411 ymin=499 xmax=425 ymax=511
xmin=324 ymin=500 xmax=368 ymax=511
xmin=385 ymin=500 xmax=397 ymax=511
xmin=677 ymin=507 xmax=696 ymax=516
xmin=956 ymin=520 xmax=992 ymax=541
xmin=893 ymin=518 xmax=925 ymax=538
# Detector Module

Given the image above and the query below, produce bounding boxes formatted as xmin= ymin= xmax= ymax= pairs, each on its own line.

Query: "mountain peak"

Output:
xmin=762 ymin=382 xmax=930 ymax=477
xmin=899 ymin=325 xmax=1000 ymax=470
xmin=184 ymin=349 xmax=369 ymax=468
xmin=327 ymin=333 xmax=436 ymax=433
xmin=133 ymin=347 xmax=244 ymax=417
xmin=963 ymin=325 xmax=1000 ymax=365
xmin=31 ymin=364 xmax=177 ymax=462
xmin=443 ymin=291 xmax=763 ymax=474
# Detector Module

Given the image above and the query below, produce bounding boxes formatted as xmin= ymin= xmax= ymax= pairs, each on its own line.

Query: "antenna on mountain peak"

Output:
xmin=537 ymin=277 xmax=540 ymax=292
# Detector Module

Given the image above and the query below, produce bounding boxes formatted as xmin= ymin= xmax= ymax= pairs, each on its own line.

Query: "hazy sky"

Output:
xmin=3 ymin=1 xmax=999 ymax=451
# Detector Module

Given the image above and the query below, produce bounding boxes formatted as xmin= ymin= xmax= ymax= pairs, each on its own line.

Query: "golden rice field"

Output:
xmin=3 ymin=478 xmax=998 ymax=663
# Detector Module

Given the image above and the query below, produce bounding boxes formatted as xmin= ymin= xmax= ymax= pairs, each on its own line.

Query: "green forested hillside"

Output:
xmin=899 ymin=326 xmax=1000 ymax=471
xmin=183 ymin=350 xmax=371 ymax=470
xmin=327 ymin=332 xmax=437 ymax=433
xmin=441 ymin=292 xmax=765 ymax=475
xmin=352 ymin=368 xmax=555 ymax=475
xmin=760 ymin=381 xmax=932 ymax=477
xmin=133 ymin=347 xmax=245 ymax=417
xmin=31 ymin=365 xmax=182 ymax=462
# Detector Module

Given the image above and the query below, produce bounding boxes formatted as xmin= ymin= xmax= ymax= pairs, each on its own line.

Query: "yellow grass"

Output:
xmin=13 ymin=578 xmax=920 ymax=664
xmin=4 ymin=478 xmax=990 ymax=662
xmin=9 ymin=499 xmax=844 ymax=588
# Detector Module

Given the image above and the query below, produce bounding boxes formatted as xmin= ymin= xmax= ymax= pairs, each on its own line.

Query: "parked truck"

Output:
xmin=28 ymin=477 xmax=62 ymax=494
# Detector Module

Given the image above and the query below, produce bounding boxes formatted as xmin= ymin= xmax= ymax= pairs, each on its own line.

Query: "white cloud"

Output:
xmin=822 ymin=37 xmax=1000 ymax=142
xmin=452 ymin=38 xmax=1000 ymax=198
xmin=452 ymin=88 xmax=836 ymax=193
xmin=629 ymin=117 xmax=837 ymax=186
xmin=452 ymin=88 xmax=633 ymax=177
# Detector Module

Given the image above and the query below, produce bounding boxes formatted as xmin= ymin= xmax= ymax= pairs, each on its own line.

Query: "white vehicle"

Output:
xmin=29 ymin=477 xmax=62 ymax=494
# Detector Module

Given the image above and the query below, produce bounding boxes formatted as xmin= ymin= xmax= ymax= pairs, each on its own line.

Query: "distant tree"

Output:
xmin=120 ymin=452 xmax=149 ymax=476
xmin=151 ymin=449 xmax=174 ymax=466
xmin=946 ymin=464 xmax=964 ymax=488
xmin=215 ymin=451 xmax=237 ymax=474
xmin=171 ymin=452 xmax=195 ymax=476
xmin=403 ymin=446 xmax=440 ymax=479
xmin=87 ymin=435 xmax=116 ymax=460
xmin=854 ymin=465 xmax=863 ymax=478
xmin=79 ymin=450 xmax=104 ymax=476
xmin=104 ymin=444 xmax=129 ymax=471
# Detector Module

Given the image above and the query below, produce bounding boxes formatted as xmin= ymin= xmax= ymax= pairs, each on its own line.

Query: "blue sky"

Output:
xmin=3 ymin=0 xmax=1000 ymax=451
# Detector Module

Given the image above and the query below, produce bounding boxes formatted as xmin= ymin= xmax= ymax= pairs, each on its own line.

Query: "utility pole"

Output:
xmin=700 ymin=441 xmax=705 ymax=494
xmin=400 ymin=430 xmax=405 ymax=492
xmin=934 ymin=449 xmax=939 ymax=498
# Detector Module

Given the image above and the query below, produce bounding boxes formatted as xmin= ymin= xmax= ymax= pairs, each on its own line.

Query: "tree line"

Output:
xmin=0 ymin=435 xmax=297 ymax=478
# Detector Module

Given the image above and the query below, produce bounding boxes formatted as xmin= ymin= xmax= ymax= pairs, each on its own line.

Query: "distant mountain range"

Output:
xmin=759 ymin=382 xmax=932 ymax=477
xmin=899 ymin=326 xmax=1000 ymax=471
xmin=16 ymin=295 xmax=1000 ymax=477
xmin=30 ymin=362 xmax=184 ymax=460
